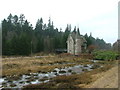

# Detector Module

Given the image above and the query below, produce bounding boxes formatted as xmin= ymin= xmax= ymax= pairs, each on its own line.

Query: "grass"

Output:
xmin=23 ymin=61 xmax=116 ymax=89
xmin=2 ymin=54 xmax=117 ymax=77
xmin=2 ymin=53 xmax=118 ymax=89
xmin=93 ymin=50 xmax=119 ymax=60
xmin=2 ymin=55 xmax=92 ymax=77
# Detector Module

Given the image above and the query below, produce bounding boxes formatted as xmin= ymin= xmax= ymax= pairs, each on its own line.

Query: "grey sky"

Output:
xmin=0 ymin=0 xmax=119 ymax=44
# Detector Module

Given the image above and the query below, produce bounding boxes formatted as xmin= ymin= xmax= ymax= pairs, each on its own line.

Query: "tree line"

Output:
xmin=2 ymin=14 xmax=111 ymax=56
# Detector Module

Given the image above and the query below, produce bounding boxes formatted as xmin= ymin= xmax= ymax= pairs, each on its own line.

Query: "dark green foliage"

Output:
xmin=84 ymin=33 xmax=92 ymax=47
xmin=2 ymin=14 xmax=32 ymax=55
xmin=2 ymin=13 xmax=111 ymax=56
xmin=84 ymin=33 xmax=111 ymax=51
xmin=2 ymin=14 xmax=69 ymax=55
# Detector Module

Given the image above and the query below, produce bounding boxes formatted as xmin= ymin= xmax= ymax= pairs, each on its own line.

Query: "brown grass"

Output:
xmin=52 ymin=64 xmax=113 ymax=86
xmin=2 ymin=55 xmax=91 ymax=77
xmin=2 ymin=54 xmax=118 ymax=89
xmin=23 ymin=60 xmax=117 ymax=89
xmin=23 ymin=65 xmax=115 ymax=90
xmin=2 ymin=55 xmax=116 ymax=77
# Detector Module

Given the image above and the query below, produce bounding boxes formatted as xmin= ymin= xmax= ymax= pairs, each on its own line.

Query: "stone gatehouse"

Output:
xmin=67 ymin=30 xmax=87 ymax=55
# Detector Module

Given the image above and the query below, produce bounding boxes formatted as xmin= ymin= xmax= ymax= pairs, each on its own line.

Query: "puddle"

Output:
xmin=48 ymin=62 xmax=75 ymax=65
xmin=1 ymin=64 xmax=97 ymax=88
xmin=91 ymin=59 xmax=107 ymax=63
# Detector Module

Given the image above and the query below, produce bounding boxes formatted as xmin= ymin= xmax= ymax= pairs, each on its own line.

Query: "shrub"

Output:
xmin=93 ymin=50 xmax=119 ymax=60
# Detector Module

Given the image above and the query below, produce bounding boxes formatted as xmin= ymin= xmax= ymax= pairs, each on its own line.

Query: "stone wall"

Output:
xmin=67 ymin=36 xmax=74 ymax=54
xmin=75 ymin=39 xmax=81 ymax=55
xmin=67 ymin=33 xmax=86 ymax=55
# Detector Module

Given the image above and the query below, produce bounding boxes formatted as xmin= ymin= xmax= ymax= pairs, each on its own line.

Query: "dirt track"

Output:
xmin=85 ymin=66 xmax=118 ymax=88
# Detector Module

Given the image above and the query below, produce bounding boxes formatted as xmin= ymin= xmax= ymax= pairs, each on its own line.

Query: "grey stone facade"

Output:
xmin=67 ymin=31 xmax=87 ymax=55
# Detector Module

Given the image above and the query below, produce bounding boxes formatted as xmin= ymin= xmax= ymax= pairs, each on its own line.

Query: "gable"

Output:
xmin=67 ymin=32 xmax=87 ymax=45
xmin=67 ymin=34 xmax=74 ymax=44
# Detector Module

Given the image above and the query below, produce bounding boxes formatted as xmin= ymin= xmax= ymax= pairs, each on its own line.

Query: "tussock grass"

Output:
xmin=2 ymin=54 xmax=116 ymax=77
xmin=2 ymin=54 xmax=117 ymax=89
xmin=2 ymin=55 xmax=88 ymax=77
xmin=23 ymin=61 xmax=117 ymax=89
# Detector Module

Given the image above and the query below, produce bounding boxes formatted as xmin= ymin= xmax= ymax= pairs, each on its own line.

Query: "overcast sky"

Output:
xmin=0 ymin=0 xmax=119 ymax=44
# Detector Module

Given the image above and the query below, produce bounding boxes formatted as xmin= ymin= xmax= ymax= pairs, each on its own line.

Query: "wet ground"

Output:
xmin=1 ymin=60 xmax=100 ymax=88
